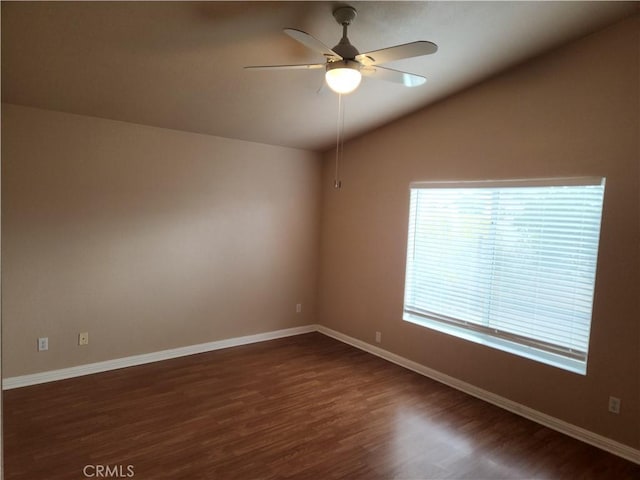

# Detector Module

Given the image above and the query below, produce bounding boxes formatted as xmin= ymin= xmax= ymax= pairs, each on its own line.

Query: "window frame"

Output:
xmin=402 ymin=176 xmax=606 ymax=375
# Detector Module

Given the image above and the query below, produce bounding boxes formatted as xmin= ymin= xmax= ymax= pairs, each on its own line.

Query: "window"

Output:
xmin=403 ymin=177 xmax=605 ymax=374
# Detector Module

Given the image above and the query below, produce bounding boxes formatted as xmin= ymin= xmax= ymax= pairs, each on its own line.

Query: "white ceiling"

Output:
xmin=2 ymin=1 xmax=637 ymax=151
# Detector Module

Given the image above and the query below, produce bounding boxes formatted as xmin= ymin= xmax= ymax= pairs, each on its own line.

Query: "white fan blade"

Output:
xmin=356 ymin=41 xmax=437 ymax=66
xmin=245 ymin=63 xmax=325 ymax=71
xmin=361 ymin=66 xmax=427 ymax=87
xmin=284 ymin=28 xmax=342 ymax=60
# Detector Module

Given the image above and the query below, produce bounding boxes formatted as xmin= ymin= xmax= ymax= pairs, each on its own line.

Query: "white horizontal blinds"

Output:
xmin=406 ymin=188 xmax=494 ymax=326
xmin=404 ymin=178 xmax=605 ymax=361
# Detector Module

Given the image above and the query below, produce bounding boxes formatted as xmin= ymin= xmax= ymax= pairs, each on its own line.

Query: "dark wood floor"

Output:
xmin=4 ymin=333 xmax=639 ymax=479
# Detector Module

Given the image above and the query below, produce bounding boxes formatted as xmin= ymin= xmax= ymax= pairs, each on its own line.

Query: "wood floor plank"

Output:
xmin=4 ymin=333 xmax=639 ymax=479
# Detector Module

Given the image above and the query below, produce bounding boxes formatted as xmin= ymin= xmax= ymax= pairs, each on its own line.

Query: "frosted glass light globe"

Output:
xmin=325 ymin=67 xmax=362 ymax=94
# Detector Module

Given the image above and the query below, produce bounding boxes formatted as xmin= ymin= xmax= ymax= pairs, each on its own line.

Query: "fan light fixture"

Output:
xmin=245 ymin=5 xmax=437 ymax=95
xmin=325 ymin=61 xmax=362 ymax=94
xmin=244 ymin=4 xmax=439 ymax=188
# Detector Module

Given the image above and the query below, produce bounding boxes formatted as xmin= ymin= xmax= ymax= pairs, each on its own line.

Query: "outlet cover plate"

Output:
xmin=38 ymin=337 xmax=49 ymax=351
xmin=608 ymin=396 xmax=621 ymax=414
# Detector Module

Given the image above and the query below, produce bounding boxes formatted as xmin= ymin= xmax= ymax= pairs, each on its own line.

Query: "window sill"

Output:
xmin=403 ymin=312 xmax=587 ymax=375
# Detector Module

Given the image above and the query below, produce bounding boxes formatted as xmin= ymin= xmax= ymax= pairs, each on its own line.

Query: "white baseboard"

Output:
xmin=316 ymin=325 xmax=640 ymax=465
xmin=4 ymin=323 xmax=638 ymax=464
xmin=2 ymin=324 xmax=316 ymax=390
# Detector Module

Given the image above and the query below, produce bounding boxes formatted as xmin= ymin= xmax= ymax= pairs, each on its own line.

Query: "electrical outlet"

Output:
xmin=78 ymin=332 xmax=89 ymax=346
xmin=375 ymin=331 xmax=382 ymax=343
xmin=608 ymin=396 xmax=621 ymax=414
xmin=38 ymin=337 xmax=48 ymax=352
xmin=296 ymin=303 xmax=302 ymax=313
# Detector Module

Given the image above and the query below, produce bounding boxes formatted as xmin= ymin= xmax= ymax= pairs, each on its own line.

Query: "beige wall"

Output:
xmin=318 ymin=15 xmax=639 ymax=449
xmin=2 ymin=104 xmax=322 ymax=377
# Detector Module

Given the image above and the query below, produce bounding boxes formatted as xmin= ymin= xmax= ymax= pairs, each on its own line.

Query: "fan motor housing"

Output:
xmin=326 ymin=59 xmax=361 ymax=73
xmin=331 ymin=41 xmax=359 ymax=60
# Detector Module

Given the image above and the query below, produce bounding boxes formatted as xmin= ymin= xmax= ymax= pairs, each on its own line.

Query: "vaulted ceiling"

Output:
xmin=2 ymin=1 xmax=637 ymax=151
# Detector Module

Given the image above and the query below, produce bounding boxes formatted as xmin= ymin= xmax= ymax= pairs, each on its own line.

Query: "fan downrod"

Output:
xmin=333 ymin=6 xmax=357 ymax=26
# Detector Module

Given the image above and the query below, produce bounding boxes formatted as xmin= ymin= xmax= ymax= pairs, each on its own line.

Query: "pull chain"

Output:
xmin=334 ymin=93 xmax=345 ymax=189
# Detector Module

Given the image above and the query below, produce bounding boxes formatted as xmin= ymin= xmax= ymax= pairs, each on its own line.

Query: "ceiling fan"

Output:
xmin=245 ymin=5 xmax=438 ymax=94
